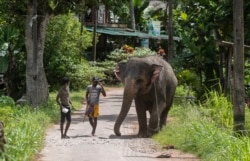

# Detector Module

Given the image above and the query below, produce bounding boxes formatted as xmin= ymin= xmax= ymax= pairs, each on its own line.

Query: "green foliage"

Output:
xmin=0 ymin=94 xmax=59 ymax=161
xmin=203 ymin=90 xmax=233 ymax=128
xmin=3 ymin=109 xmax=50 ymax=161
xmin=66 ymin=61 xmax=106 ymax=90
xmin=245 ymin=61 xmax=250 ymax=96
xmin=45 ymin=13 xmax=93 ymax=90
xmin=172 ymin=0 xmax=234 ymax=97
xmin=154 ymin=90 xmax=250 ymax=161
xmin=0 ymin=106 xmax=14 ymax=124
xmin=0 ymin=96 xmax=15 ymax=108
xmin=0 ymin=106 xmax=50 ymax=161
xmin=177 ymin=69 xmax=199 ymax=86
xmin=174 ymin=85 xmax=196 ymax=105
xmin=0 ymin=18 xmax=26 ymax=99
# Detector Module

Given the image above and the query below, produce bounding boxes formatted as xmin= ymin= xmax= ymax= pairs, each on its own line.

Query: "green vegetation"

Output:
xmin=0 ymin=0 xmax=249 ymax=160
xmin=153 ymin=86 xmax=250 ymax=161
xmin=44 ymin=13 xmax=94 ymax=90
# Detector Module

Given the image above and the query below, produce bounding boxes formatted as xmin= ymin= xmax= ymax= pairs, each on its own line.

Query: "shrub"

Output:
xmin=0 ymin=96 xmax=15 ymax=108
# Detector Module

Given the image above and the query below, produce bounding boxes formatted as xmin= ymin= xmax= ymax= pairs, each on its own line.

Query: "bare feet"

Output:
xmin=61 ymin=135 xmax=70 ymax=139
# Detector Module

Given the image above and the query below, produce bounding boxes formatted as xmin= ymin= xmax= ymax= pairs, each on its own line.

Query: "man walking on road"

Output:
xmin=56 ymin=77 xmax=74 ymax=139
xmin=85 ymin=76 xmax=106 ymax=136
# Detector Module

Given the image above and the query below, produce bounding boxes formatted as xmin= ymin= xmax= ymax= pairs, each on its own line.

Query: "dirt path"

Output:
xmin=36 ymin=88 xmax=199 ymax=161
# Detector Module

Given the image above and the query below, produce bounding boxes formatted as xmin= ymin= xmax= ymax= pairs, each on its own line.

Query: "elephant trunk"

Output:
xmin=114 ymin=82 xmax=135 ymax=136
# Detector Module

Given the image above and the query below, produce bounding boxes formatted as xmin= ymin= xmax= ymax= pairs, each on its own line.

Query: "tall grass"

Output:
xmin=153 ymin=90 xmax=250 ymax=161
xmin=0 ymin=106 xmax=56 ymax=161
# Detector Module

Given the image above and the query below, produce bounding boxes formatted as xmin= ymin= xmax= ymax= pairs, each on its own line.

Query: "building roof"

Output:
xmin=85 ymin=26 xmax=180 ymax=41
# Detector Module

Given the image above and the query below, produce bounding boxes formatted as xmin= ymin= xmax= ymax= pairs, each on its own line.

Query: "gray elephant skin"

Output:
xmin=114 ymin=55 xmax=178 ymax=137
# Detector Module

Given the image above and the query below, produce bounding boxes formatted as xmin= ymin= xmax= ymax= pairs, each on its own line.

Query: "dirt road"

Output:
xmin=36 ymin=88 xmax=199 ymax=161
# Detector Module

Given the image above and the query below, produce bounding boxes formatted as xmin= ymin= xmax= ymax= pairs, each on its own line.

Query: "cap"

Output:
xmin=92 ymin=76 xmax=99 ymax=82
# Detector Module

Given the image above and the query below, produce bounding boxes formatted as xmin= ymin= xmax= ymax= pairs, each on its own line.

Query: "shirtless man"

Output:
xmin=56 ymin=77 xmax=73 ymax=139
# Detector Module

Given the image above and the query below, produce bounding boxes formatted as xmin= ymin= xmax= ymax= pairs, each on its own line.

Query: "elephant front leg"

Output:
xmin=135 ymin=99 xmax=148 ymax=138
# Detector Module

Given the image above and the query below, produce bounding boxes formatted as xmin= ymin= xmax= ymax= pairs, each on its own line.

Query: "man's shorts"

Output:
xmin=87 ymin=104 xmax=99 ymax=118
xmin=61 ymin=106 xmax=71 ymax=123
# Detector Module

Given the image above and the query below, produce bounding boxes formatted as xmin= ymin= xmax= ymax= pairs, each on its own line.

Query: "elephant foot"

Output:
xmin=137 ymin=132 xmax=149 ymax=138
xmin=147 ymin=126 xmax=160 ymax=137
xmin=114 ymin=131 xmax=121 ymax=136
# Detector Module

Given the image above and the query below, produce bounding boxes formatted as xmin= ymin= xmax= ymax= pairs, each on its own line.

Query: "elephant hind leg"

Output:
xmin=160 ymin=94 xmax=174 ymax=129
xmin=160 ymin=106 xmax=171 ymax=129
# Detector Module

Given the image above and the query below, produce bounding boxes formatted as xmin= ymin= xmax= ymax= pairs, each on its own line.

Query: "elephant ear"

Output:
xmin=114 ymin=62 xmax=127 ymax=81
xmin=151 ymin=64 xmax=163 ymax=83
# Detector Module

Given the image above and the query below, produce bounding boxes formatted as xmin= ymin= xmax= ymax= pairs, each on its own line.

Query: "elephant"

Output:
xmin=114 ymin=55 xmax=178 ymax=137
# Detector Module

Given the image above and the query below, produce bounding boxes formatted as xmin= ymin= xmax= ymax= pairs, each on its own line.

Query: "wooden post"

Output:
xmin=233 ymin=0 xmax=245 ymax=135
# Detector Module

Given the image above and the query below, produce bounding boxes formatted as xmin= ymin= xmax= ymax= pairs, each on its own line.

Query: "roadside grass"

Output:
xmin=0 ymin=89 xmax=86 ymax=161
xmin=153 ymin=91 xmax=250 ymax=161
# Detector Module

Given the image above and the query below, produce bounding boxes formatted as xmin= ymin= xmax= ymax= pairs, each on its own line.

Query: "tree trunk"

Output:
xmin=25 ymin=2 xmax=49 ymax=106
xmin=80 ymin=0 xmax=86 ymax=34
xmin=93 ymin=6 xmax=97 ymax=63
xmin=129 ymin=0 xmax=136 ymax=30
xmin=167 ymin=0 xmax=173 ymax=61
xmin=233 ymin=0 xmax=245 ymax=135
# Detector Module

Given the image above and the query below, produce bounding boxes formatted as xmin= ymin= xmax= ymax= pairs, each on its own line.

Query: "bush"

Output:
xmin=0 ymin=96 xmax=15 ymax=108
xmin=3 ymin=108 xmax=51 ymax=161
xmin=177 ymin=69 xmax=198 ymax=86
xmin=66 ymin=61 xmax=106 ymax=90
xmin=0 ymin=96 xmax=59 ymax=161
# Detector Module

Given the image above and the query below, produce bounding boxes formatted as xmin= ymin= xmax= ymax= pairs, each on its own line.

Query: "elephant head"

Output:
xmin=113 ymin=58 xmax=163 ymax=136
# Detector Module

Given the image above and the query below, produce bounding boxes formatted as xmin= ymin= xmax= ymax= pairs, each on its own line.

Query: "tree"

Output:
xmin=173 ymin=0 xmax=233 ymax=98
xmin=0 ymin=0 xmax=84 ymax=106
xmin=233 ymin=0 xmax=245 ymax=135
xmin=129 ymin=0 xmax=136 ymax=30
xmin=44 ymin=13 xmax=92 ymax=89
xmin=167 ymin=0 xmax=173 ymax=60
xmin=0 ymin=1 xmax=30 ymax=100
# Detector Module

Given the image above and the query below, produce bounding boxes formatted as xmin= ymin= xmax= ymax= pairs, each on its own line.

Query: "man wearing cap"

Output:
xmin=85 ymin=76 xmax=106 ymax=136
